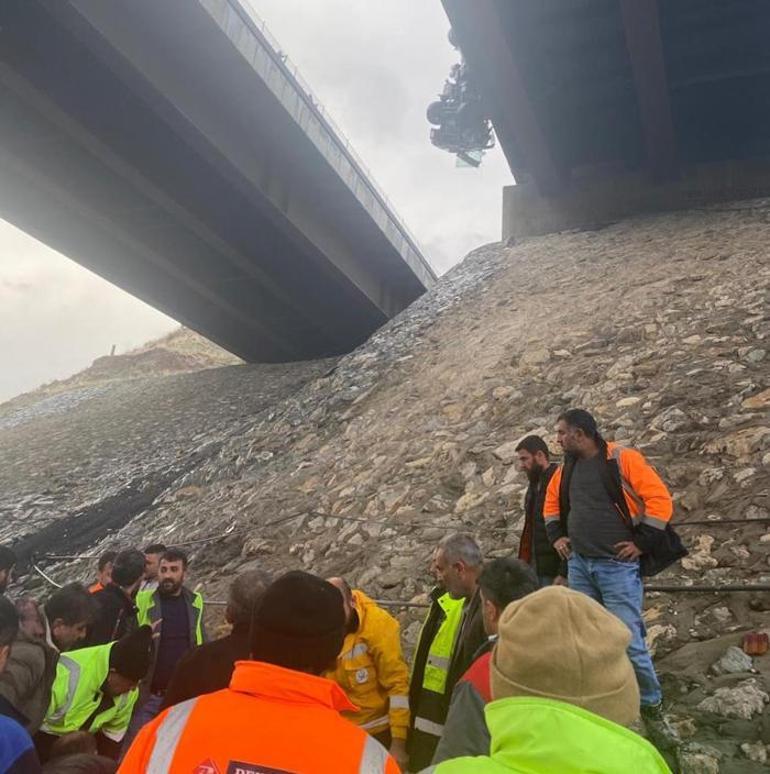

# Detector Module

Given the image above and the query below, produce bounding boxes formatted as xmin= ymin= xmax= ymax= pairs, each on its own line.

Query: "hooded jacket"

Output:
xmin=120 ymin=661 xmax=400 ymax=773
xmin=422 ymin=697 xmax=671 ymax=774
xmin=0 ymin=601 xmax=58 ymax=733
xmin=325 ymin=590 xmax=410 ymax=739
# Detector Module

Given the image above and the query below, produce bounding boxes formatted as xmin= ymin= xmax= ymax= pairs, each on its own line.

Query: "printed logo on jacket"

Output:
xmin=226 ymin=762 xmax=294 ymax=774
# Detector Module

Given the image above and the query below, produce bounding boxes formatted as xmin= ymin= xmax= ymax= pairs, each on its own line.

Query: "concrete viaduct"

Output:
xmin=0 ymin=0 xmax=435 ymax=362
xmin=442 ymin=0 xmax=770 ymax=238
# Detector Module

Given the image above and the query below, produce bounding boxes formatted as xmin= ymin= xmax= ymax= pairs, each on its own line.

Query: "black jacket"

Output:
xmin=407 ymin=587 xmax=486 ymax=771
xmin=447 ymin=589 xmax=485 ymax=693
xmin=519 ymin=463 xmax=563 ymax=578
xmin=160 ymin=627 xmax=250 ymax=711
xmin=86 ymin=584 xmax=137 ymax=646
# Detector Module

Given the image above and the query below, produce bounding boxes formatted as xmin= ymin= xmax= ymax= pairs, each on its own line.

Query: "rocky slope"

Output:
xmin=4 ymin=200 xmax=770 ymax=771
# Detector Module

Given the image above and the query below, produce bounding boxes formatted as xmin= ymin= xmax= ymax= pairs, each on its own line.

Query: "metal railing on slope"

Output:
xmin=28 ymin=505 xmax=770 ymax=606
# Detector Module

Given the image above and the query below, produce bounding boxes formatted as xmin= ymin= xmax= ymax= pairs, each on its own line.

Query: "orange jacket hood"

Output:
xmin=229 ymin=660 xmax=358 ymax=713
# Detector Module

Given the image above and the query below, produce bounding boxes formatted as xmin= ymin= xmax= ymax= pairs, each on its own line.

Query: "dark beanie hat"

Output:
xmin=251 ymin=571 xmax=345 ymax=674
xmin=109 ymin=625 xmax=153 ymax=681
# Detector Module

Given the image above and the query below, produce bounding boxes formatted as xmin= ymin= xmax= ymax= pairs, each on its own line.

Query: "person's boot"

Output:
xmin=641 ymin=702 xmax=681 ymax=771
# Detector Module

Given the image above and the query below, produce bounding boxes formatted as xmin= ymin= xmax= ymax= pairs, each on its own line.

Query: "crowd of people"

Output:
xmin=0 ymin=409 xmax=685 ymax=773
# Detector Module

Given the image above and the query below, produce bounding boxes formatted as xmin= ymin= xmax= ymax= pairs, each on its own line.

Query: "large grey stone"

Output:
xmin=711 ymin=646 xmax=754 ymax=676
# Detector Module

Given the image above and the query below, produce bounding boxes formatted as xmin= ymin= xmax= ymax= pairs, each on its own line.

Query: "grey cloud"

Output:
xmin=0 ymin=278 xmax=33 ymax=293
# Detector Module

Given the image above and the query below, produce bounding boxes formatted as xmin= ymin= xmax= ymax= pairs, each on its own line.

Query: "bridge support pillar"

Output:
xmin=503 ymin=159 xmax=770 ymax=240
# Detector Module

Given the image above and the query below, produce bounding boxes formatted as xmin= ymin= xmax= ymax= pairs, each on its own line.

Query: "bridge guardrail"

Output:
xmin=227 ymin=0 xmax=436 ymax=281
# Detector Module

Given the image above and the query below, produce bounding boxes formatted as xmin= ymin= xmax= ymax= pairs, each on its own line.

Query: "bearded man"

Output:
xmin=515 ymin=435 xmax=565 ymax=587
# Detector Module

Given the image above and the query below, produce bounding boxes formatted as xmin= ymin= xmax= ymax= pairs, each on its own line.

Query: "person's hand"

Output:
xmin=150 ymin=618 xmax=163 ymax=638
xmin=553 ymin=575 xmax=568 ymax=587
xmin=614 ymin=541 xmax=643 ymax=561
xmin=389 ymin=737 xmax=408 ymax=769
xmin=553 ymin=537 xmax=572 ymax=560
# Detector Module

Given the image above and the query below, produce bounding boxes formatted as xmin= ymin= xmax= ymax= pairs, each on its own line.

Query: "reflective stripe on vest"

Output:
xmin=145 ymin=699 xmax=389 ymax=774
xmin=46 ymin=655 xmax=81 ymax=725
xmin=359 ymin=733 xmax=389 ymax=773
xmin=389 ymin=694 xmax=409 ymax=710
xmin=191 ymin=594 xmax=205 ymax=645
xmin=414 ymin=716 xmax=445 ymax=737
xmin=343 ymin=643 xmax=369 ymax=660
xmin=422 ymin=594 xmax=464 ymax=694
xmin=146 ymin=697 xmax=199 ymax=773
xmin=42 ymin=643 xmax=137 ymax=737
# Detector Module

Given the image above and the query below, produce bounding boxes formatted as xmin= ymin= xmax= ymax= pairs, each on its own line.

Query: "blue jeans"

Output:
xmin=568 ymin=553 xmax=662 ymax=707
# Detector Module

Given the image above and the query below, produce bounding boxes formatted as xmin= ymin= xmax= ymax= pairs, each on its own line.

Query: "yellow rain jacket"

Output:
xmin=325 ymin=590 xmax=410 ymax=740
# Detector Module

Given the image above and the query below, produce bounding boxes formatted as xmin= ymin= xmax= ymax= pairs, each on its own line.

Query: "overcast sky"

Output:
xmin=0 ymin=0 xmax=511 ymax=402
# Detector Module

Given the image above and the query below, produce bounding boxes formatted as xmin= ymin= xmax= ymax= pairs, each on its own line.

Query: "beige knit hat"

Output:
xmin=490 ymin=585 xmax=640 ymax=726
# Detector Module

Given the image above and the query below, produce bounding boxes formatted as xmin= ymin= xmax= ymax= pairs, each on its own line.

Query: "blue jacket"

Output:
xmin=0 ymin=715 xmax=41 ymax=773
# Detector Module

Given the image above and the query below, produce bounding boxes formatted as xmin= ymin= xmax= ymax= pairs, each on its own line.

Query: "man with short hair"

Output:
xmin=37 ymin=626 xmax=153 ymax=762
xmin=0 ymin=545 xmax=16 ymax=596
xmin=121 ymin=571 xmax=400 ymax=773
xmin=0 ymin=596 xmax=42 ymax=773
xmin=325 ymin=576 xmax=410 ymax=769
xmin=432 ymin=558 xmax=538 ymax=764
xmin=407 ymin=533 xmax=486 ymax=771
xmin=0 ymin=584 xmax=95 ymax=734
xmin=515 ymin=435 xmax=565 ymax=587
xmin=161 ymin=569 xmax=271 ymax=710
xmin=138 ymin=544 xmax=166 ymax=594
xmin=87 ymin=550 xmax=145 ymax=646
xmin=125 ymin=549 xmax=205 ymax=745
xmin=88 ymin=551 xmax=117 ymax=595
xmin=545 ymin=408 xmax=683 ymax=748
xmin=422 ymin=587 xmax=670 ymax=773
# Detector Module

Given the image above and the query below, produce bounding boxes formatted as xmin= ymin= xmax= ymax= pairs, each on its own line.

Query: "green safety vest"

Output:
xmin=41 ymin=643 xmax=138 ymax=740
xmin=410 ymin=591 xmax=465 ymax=757
xmin=427 ymin=697 xmax=671 ymax=774
xmin=135 ymin=588 xmax=205 ymax=646
xmin=422 ymin=593 xmax=465 ymax=694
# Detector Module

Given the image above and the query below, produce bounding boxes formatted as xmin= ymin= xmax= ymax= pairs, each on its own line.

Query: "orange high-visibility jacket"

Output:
xmin=325 ymin=590 xmax=410 ymax=740
xmin=544 ymin=442 xmax=673 ymax=532
xmin=119 ymin=660 xmax=400 ymax=774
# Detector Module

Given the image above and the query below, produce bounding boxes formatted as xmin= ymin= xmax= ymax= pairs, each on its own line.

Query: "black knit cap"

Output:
xmin=251 ymin=571 xmax=345 ymax=674
xmin=109 ymin=625 xmax=153 ymax=681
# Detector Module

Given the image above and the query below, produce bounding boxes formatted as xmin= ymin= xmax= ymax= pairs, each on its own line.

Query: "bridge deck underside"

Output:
xmin=0 ymin=0 xmax=430 ymax=362
xmin=445 ymin=0 xmax=770 ymax=190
